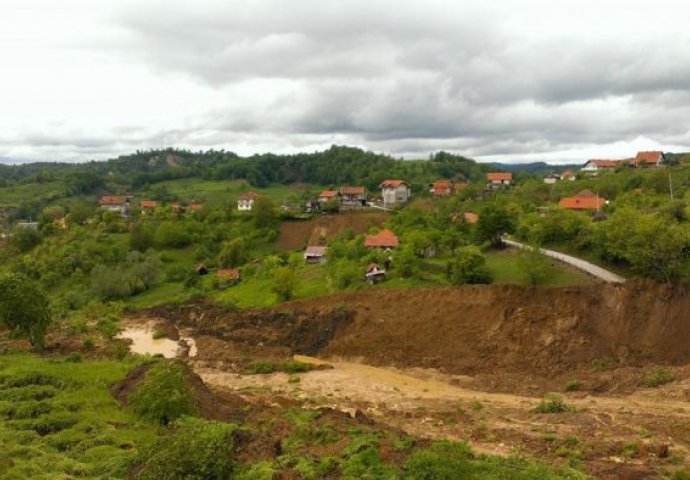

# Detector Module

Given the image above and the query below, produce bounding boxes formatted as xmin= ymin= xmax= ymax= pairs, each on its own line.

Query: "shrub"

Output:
xmin=64 ymin=352 xmax=82 ymax=363
xmin=447 ymin=246 xmax=492 ymax=285
xmin=533 ymin=394 xmax=572 ymax=414
xmin=82 ymin=336 xmax=95 ymax=351
xmin=152 ymin=329 xmax=167 ymax=340
xmin=0 ymin=273 xmax=53 ymax=349
xmin=135 ymin=417 xmax=237 ymax=480
xmin=564 ymin=380 xmax=581 ymax=392
xmin=283 ymin=360 xmax=311 ymax=374
xmin=644 ymin=367 xmax=674 ymax=388
xmin=249 ymin=361 xmax=277 ymax=374
xmin=129 ymin=362 xmax=196 ymax=425
xmin=271 ymin=267 xmax=298 ymax=301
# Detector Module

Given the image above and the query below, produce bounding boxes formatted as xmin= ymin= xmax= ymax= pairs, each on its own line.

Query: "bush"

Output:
xmin=644 ymin=367 xmax=674 ymax=388
xmin=564 ymin=380 xmax=581 ymax=392
xmin=249 ymin=361 xmax=277 ymax=374
xmin=271 ymin=267 xmax=298 ymax=301
xmin=64 ymin=352 xmax=82 ymax=363
xmin=0 ymin=273 xmax=53 ymax=349
xmin=447 ymin=246 xmax=492 ymax=285
xmin=533 ymin=394 xmax=573 ymax=414
xmin=129 ymin=362 xmax=196 ymax=425
xmin=135 ymin=417 xmax=237 ymax=480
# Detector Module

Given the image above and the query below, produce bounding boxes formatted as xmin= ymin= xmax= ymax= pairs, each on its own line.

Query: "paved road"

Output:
xmin=503 ymin=239 xmax=626 ymax=283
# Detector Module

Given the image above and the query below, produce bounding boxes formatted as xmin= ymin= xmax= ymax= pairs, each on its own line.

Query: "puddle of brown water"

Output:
xmin=118 ymin=326 xmax=193 ymax=359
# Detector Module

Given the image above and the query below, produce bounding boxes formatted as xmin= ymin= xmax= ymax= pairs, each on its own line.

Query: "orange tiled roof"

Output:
xmin=633 ymin=151 xmax=663 ymax=165
xmin=364 ymin=229 xmax=399 ymax=248
xmin=463 ymin=212 xmax=479 ymax=223
xmin=380 ymin=179 xmax=408 ymax=188
xmin=217 ymin=268 xmax=240 ymax=280
xmin=585 ymin=159 xmax=619 ymax=168
xmin=238 ymin=191 xmax=260 ymax=201
xmin=486 ymin=172 xmax=512 ymax=181
xmin=340 ymin=186 xmax=366 ymax=195
xmin=99 ymin=195 xmax=129 ymax=206
xmin=559 ymin=196 xmax=606 ymax=210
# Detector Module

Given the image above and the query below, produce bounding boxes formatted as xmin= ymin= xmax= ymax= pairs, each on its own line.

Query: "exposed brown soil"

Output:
xmin=142 ymin=280 xmax=690 ymax=393
xmin=128 ymin=280 xmax=690 ymax=478
xmin=276 ymin=212 xmax=389 ymax=250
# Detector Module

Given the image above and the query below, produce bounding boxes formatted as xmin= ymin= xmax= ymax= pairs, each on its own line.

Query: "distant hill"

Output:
xmin=487 ymin=162 xmax=582 ymax=173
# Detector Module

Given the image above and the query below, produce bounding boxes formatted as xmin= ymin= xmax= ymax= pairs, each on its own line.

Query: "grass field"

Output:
xmin=142 ymin=179 xmax=325 ymax=207
xmin=0 ymin=354 xmax=156 ymax=479
xmin=0 ymin=181 xmax=66 ymax=208
xmin=485 ymin=249 xmax=596 ymax=287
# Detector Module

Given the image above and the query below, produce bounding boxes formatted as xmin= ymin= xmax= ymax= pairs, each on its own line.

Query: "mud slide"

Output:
xmin=129 ymin=280 xmax=690 ymax=478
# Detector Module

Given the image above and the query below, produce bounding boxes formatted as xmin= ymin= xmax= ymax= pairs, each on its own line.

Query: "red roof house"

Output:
xmin=99 ymin=195 xmax=129 ymax=206
xmin=339 ymin=186 xmax=367 ymax=207
xmin=140 ymin=200 xmax=158 ymax=209
xmin=559 ymin=190 xmax=607 ymax=210
xmin=317 ymin=190 xmax=340 ymax=204
xmin=582 ymin=159 xmax=620 ymax=171
xmin=632 ymin=151 xmax=664 ymax=167
xmin=430 ymin=179 xmax=454 ymax=197
xmin=364 ymin=229 xmax=399 ymax=249
xmin=463 ymin=212 xmax=479 ymax=223
xmin=486 ymin=172 xmax=512 ymax=182
xmin=217 ymin=268 xmax=240 ymax=282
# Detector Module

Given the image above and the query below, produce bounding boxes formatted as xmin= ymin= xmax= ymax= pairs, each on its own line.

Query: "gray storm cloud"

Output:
xmin=2 ymin=0 xmax=690 ymax=162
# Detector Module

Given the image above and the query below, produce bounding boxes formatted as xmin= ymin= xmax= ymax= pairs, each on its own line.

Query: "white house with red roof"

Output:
xmin=237 ymin=191 xmax=260 ymax=211
xmin=632 ymin=151 xmax=665 ymax=168
xmin=99 ymin=195 xmax=131 ymax=217
xmin=339 ymin=186 xmax=367 ymax=207
xmin=485 ymin=172 xmax=512 ymax=189
xmin=430 ymin=179 xmax=454 ymax=197
xmin=379 ymin=180 xmax=411 ymax=206
xmin=317 ymin=190 xmax=340 ymax=205
xmin=364 ymin=229 xmax=399 ymax=249
xmin=581 ymin=159 xmax=620 ymax=172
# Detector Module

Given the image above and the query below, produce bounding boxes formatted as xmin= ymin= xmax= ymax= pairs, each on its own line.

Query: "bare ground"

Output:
xmin=124 ymin=280 xmax=690 ymax=478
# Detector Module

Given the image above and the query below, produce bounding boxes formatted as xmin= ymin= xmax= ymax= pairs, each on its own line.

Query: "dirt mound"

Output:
xmin=277 ymin=212 xmax=389 ymax=250
xmin=145 ymin=279 xmax=690 ymax=383
xmin=302 ymin=280 xmax=690 ymax=376
xmin=111 ymin=362 xmax=248 ymax=423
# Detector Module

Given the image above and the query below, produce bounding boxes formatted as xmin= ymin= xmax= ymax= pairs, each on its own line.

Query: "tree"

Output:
xmin=516 ymin=242 xmax=550 ymax=286
xmin=218 ymin=238 xmax=247 ymax=267
xmin=271 ymin=267 xmax=298 ymax=301
xmin=90 ymin=264 xmax=134 ymax=300
xmin=67 ymin=201 xmax=94 ymax=225
xmin=64 ymin=171 xmax=103 ymax=195
xmin=476 ymin=204 xmax=515 ymax=246
xmin=0 ymin=273 xmax=53 ymax=349
xmin=130 ymin=222 xmax=156 ymax=252
xmin=130 ymin=362 xmax=196 ymax=426
xmin=252 ymin=196 xmax=277 ymax=229
xmin=9 ymin=226 xmax=42 ymax=252
xmin=128 ymin=251 xmax=162 ymax=290
xmin=447 ymin=246 xmax=492 ymax=285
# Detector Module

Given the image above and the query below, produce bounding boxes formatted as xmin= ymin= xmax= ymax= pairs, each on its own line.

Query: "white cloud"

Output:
xmin=1 ymin=0 xmax=690 ymax=163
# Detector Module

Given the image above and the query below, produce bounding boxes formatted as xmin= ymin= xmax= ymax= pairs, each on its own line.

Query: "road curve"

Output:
xmin=503 ymin=239 xmax=626 ymax=283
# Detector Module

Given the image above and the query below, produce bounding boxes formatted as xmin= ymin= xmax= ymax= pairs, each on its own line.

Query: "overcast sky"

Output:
xmin=2 ymin=0 xmax=690 ymax=164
